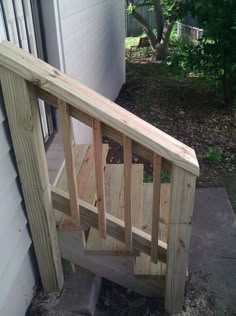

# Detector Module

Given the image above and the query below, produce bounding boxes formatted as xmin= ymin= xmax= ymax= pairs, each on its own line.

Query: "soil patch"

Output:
xmin=106 ymin=63 xmax=236 ymax=210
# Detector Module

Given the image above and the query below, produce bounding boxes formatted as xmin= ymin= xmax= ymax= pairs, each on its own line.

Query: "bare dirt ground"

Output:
xmin=28 ymin=273 xmax=217 ymax=316
xmin=106 ymin=62 xmax=236 ymax=211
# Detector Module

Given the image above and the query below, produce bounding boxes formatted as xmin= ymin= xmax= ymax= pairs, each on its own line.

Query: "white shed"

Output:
xmin=41 ymin=0 xmax=126 ymax=143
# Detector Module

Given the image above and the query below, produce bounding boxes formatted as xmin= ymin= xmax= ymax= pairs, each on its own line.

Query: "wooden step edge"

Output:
xmin=55 ymin=144 xmax=109 ymax=231
xmin=84 ymin=227 xmax=140 ymax=256
xmin=134 ymin=254 xmax=166 ymax=280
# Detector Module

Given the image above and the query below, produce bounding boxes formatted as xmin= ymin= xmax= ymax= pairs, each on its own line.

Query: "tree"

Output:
xmin=127 ymin=0 xmax=187 ymax=60
xmin=187 ymin=0 xmax=236 ymax=107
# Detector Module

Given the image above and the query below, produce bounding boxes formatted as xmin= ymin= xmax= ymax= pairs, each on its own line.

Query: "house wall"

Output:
xmin=41 ymin=0 xmax=126 ymax=143
xmin=0 ymin=94 xmax=37 ymax=315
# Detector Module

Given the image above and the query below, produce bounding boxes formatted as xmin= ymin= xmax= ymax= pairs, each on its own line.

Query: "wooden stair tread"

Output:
xmin=134 ymin=183 xmax=170 ymax=279
xmin=85 ymin=164 xmax=143 ymax=255
xmin=54 ymin=144 xmax=108 ymax=229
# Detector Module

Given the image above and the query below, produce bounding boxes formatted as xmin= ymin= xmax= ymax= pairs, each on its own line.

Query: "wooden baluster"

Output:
xmin=58 ymin=99 xmax=80 ymax=224
xmin=123 ymin=135 xmax=132 ymax=249
xmin=151 ymin=153 xmax=162 ymax=263
xmin=92 ymin=119 xmax=106 ymax=238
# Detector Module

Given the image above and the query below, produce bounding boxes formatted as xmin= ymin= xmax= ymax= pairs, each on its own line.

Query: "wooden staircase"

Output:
xmin=54 ymin=144 xmax=169 ymax=297
xmin=0 ymin=42 xmax=199 ymax=314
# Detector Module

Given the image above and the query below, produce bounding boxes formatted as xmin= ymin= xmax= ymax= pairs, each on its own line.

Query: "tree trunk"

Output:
xmin=153 ymin=0 xmax=164 ymax=43
xmin=130 ymin=9 xmax=157 ymax=50
xmin=153 ymin=21 xmax=174 ymax=60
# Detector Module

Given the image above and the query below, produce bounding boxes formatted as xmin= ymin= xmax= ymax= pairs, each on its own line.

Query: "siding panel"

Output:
xmin=0 ymin=181 xmax=22 ymax=237
xmin=0 ymin=98 xmax=36 ymax=314
xmin=41 ymin=0 xmax=126 ymax=144
xmin=0 ymin=250 xmax=36 ymax=316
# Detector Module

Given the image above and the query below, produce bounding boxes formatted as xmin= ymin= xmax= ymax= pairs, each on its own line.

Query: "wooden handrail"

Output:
xmin=0 ymin=42 xmax=199 ymax=176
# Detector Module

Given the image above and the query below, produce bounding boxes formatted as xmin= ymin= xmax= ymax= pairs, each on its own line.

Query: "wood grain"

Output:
xmin=85 ymin=164 xmax=142 ymax=256
xmin=58 ymin=99 xmax=80 ymax=223
xmin=0 ymin=68 xmax=64 ymax=292
xmin=51 ymin=186 xmax=168 ymax=263
xmin=123 ymin=135 xmax=132 ymax=249
xmin=35 ymin=86 xmax=172 ymax=172
xmin=134 ymin=183 xmax=168 ymax=280
xmin=92 ymin=119 xmax=106 ymax=238
xmin=151 ymin=154 xmax=162 ymax=263
xmin=165 ymin=165 xmax=196 ymax=314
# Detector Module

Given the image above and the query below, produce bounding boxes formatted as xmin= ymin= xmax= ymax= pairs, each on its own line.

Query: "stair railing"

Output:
xmin=0 ymin=42 xmax=199 ymax=314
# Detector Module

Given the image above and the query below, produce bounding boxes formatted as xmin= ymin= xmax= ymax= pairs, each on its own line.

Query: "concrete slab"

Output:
xmin=55 ymin=268 xmax=102 ymax=316
xmin=189 ymin=188 xmax=236 ymax=314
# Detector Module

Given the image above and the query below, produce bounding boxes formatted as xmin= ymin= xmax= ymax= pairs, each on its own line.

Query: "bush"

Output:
xmin=166 ymin=36 xmax=195 ymax=77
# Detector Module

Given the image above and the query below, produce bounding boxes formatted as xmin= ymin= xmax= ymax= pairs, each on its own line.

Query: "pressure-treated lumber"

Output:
xmin=0 ymin=68 xmax=63 ymax=292
xmin=134 ymin=183 xmax=169 ymax=279
xmin=92 ymin=119 xmax=106 ymax=238
xmin=123 ymin=135 xmax=132 ymax=249
xmin=51 ymin=186 xmax=167 ymax=263
xmin=165 ymin=165 xmax=196 ymax=314
xmin=55 ymin=144 xmax=109 ymax=231
xmin=0 ymin=42 xmax=199 ymax=176
xmin=85 ymin=164 xmax=128 ymax=255
xmin=85 ymin=164 xmax=143 ymax=256
xmin=58 ymin=230 xmax=165 ymax=297
xmin=58 ymin=99 xmax=80 ymax=223
xmin=34 ymin=85 xmax=172 ymax=172
xmin=151 ymin=154 xmax=162 ymax=263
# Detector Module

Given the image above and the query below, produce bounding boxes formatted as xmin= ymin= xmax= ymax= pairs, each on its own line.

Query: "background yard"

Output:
xmin=119 ymin=34 xmax=236 ymax=211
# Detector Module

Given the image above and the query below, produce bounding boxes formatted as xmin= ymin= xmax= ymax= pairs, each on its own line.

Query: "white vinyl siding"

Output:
xmin=41 ymin=0 xmax=126 ymax=143
xmin=0 ymin=97 xmax=37 ymax=315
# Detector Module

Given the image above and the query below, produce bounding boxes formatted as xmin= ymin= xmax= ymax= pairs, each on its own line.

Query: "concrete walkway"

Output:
xmin=189 ymin=188 xmax=236 ymax=314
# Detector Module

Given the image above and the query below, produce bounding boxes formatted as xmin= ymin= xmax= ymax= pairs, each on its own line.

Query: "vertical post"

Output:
xmin=151 ymin=153 xmax=162 ymax=263
xmin=123 ymin=135 xmax=132 ymax=249
xmin=0 ymin=68 xmax=64 ymax=292
xmin=92 ymin=119 xmax=106 ymax=238
xmin=165 ymin=165 xmax=196 ymax=313
xmin=58 ymin=99 xmax=80 ymax=224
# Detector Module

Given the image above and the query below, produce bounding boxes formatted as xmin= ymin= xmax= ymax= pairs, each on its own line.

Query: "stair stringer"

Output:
xmin=58 ymin=230 xmax=165 ymax=298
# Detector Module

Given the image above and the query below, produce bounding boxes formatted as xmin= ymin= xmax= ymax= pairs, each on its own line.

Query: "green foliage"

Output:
xmin=167 ymin=37 xmax=194 ymax=76
xmin=127 ymin=2 xmax=136 ymax=14
xmin=186 ymin=0 xmax=236 ymax=106
xmin=143 ymin=171 xmax=171 ymax=183
xmin=161 ymin=0 xmax=188 ymax=21
xmin=127 ymin=0 xmax=189 ymax=21
xmin=161 ymin=171 xmax=171 ymax=183
xmin=205 ymin=147 xmax=223 ymax=164
xmin=143 ymin=174 xmax=153 ymax=183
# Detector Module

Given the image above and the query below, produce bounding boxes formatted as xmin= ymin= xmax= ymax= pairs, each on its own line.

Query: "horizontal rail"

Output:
xmin=0 ymin=42 xmax=199 ymax=176
xmin=51 ymin=186 xmax=167 ymax=263
xmin=34 ymin=86 xmax=172 ymax=172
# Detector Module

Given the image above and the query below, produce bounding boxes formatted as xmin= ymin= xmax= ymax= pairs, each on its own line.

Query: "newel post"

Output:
xmin=165 ymin=165 xmax=197 ymax=313
xmin=0 ymin=68 xmax=64 ymax=292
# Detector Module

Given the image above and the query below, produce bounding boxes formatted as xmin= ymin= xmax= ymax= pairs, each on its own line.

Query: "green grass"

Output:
xmin=143 ymin=171 xmax=171 ymax=183
xmin=126 ymin=60 xmax=185 ymax=80
xmin=125 ymin=36 xmax=141 ymax=49
xmin=205 ymin=147 xmax=223 ymax=164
